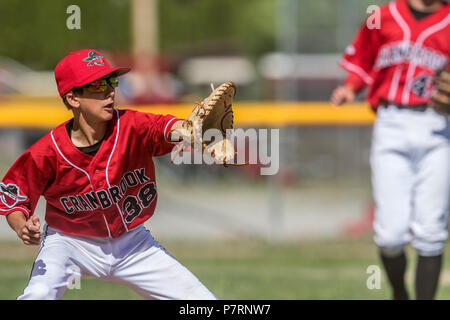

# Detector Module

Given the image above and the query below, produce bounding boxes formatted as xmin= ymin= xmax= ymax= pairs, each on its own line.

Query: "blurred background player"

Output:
xmin=331 ymin=0 xmax=450 ymax=299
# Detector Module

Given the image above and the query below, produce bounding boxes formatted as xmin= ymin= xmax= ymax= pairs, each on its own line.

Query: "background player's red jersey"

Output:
xmin=0 ymin=109 xmax=179 ymax=238
xmin=340 ymin=0 xmax=449 ymax=108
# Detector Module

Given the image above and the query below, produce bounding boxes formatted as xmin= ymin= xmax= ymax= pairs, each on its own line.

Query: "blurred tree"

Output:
xmin=158 ymin=0 xmax=276 ymax=59
xmin=0 ymin=0 xmax=389 ymax=70
xmin=0 ymin=0 xmax=130 ymax=69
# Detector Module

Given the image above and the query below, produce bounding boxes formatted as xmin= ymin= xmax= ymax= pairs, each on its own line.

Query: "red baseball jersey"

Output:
xmin=340 ymin=0 xmax=449 ymax=108
xmin=0 ymin=109 xmax=179 ymax=238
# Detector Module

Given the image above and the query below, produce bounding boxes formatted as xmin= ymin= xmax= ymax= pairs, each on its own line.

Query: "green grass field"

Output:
xmin=2 ymin=237 xmax=450 ymax=300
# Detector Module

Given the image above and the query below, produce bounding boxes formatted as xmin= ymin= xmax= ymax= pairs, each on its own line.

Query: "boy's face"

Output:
xmin=71 ymin=76 xmax=117 ymax=122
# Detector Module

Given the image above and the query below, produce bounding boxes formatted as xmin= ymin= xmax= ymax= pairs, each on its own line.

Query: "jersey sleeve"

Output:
xmin=339 ymin=17 xmax=382 ymax=92
xmin=0 ymin=150 xmax=53 ymax=218
xmin=133 ymin=111 xmax=180 ymax=156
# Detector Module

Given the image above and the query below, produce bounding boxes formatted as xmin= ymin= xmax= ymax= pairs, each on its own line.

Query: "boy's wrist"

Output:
xmin=6 ymin=211 xmax=27 ymax=234
xmin=168 ymin=120 xmax=186 ymax=142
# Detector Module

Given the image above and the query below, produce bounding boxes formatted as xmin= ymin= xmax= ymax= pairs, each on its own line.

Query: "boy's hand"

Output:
xmin=18 ymin=216 xmax=41 ymax=245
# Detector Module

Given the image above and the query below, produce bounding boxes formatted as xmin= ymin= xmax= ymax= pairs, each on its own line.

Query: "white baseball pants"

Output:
xmin=371 ymin=104 xmax=450 ymax=257
xmin=18 ymin=224 xmax=217 ymax=300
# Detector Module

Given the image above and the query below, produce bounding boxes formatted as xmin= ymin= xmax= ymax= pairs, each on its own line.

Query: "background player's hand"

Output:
xmin=18 ymin=216 xmax=41 ymax=245
xmin=330 ymin=85 xmax=355 ymax=106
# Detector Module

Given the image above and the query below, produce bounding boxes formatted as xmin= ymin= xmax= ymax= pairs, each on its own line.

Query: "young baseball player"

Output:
xmin=0 ymin=49 xmax=218 ymax=300
xmin=331 ymin=0 xmax=449 ymax=299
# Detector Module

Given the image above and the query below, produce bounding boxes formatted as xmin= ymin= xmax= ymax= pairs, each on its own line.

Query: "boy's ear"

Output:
xmin=65 ymin=91 xmax=81 ymax=109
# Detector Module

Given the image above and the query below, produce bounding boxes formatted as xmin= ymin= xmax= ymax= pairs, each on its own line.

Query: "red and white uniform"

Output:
xmin=0 ymin=109 xmax=178 ymax=237
xmin=1 ymin=108 xmax=217 ymax=300
xmin=340 ymin=0 xmax=449 ymax=108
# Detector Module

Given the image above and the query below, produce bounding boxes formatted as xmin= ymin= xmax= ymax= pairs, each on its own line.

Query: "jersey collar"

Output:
xmin=51 ymin=110 xmax=119 ymax=170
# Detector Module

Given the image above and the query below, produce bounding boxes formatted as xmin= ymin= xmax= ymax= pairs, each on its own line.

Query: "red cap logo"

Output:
xmin=82 ymin=51 xmax=105 ymax=67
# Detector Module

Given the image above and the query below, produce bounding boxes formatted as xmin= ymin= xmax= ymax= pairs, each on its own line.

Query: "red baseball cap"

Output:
xmin=54 ymin=49 xmax=130 ymax=97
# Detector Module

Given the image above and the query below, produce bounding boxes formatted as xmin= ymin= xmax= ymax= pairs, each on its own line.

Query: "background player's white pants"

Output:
xmin=18 ymin=224 xmax=217 ymax=300
xmin=372 ymin=105 xmax=450 ymax=257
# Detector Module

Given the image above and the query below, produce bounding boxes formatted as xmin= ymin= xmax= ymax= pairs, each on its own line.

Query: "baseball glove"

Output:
xmin=430 ymin=66 xmax=450 ymax=115
xmin=171 ymin=81 xmax=237 ymax=165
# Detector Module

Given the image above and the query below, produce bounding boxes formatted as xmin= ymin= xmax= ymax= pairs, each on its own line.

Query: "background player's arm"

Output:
xmin=330 ymin=84 xmax=356 ymax=106
xmin=331 ymin=13 xmax=381 ymax=106
xmin=6 ymin=211 xmax=41 ymax=245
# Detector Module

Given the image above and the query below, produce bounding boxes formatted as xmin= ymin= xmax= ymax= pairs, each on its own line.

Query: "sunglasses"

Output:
xmin=84 ymin=76 xmax=119 ymax=93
